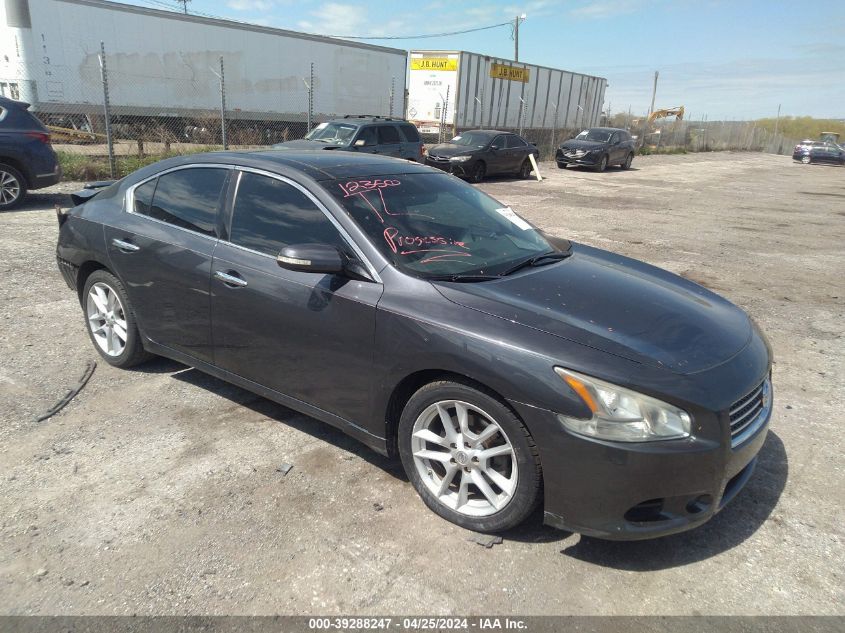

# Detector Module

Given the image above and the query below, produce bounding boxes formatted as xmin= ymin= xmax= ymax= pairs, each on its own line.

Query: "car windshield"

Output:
xmin=305 ymin=122 xmax=358 ymax=145
xmin=327 ymin=173 xmax=555 ymax=278
xmin=448 ymin=132 xmax=492 ymax=147
xmin=575 ymin=129 xmax=612 ymax=142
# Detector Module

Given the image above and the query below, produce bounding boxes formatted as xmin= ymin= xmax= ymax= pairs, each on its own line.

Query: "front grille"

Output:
xmin=729 ymin=378 xmax=770 ymax=443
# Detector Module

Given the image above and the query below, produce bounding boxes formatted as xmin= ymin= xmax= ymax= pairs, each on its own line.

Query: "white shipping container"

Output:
xmin=408 ymin=50 xmax=607 ymax=134
xmin=0 ymin=0 xmax=408 ymax=121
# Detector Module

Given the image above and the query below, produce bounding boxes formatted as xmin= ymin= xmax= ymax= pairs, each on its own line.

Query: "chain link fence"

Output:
xmin=0 ymin=43 xmax=403 ymax=179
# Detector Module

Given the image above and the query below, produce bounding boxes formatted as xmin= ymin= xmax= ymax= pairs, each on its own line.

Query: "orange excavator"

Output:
xmin=636 ymin=106 xmax=685 ymax=148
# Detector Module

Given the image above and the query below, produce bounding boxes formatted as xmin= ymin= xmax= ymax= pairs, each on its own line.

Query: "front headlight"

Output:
xmin=449 ymin=155 xmax=472 ymax=162
xmin=555 ymin=368 xmax=691 ymax=442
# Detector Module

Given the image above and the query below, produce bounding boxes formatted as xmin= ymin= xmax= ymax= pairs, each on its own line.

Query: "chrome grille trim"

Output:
xmin=729 ymin=378 xmax=772 ymax=448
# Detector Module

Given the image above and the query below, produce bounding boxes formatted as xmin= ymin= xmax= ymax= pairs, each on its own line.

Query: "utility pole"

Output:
xmin=513 ymin=14 xmax=526 ymax=61
xmin=176 ymin=0 xmax=190 ymax=13
xmin=648 ymin=70 xmax=659 ymax=117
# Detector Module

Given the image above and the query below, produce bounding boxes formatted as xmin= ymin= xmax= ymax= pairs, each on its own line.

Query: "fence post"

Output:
xmin=439 ymin=86 xmax=450 ymax=144
xmin=98 ymin=41 xmax=116 ymax=179
xmin=308 ymin=62 xmax=314 ymax=132
xmin=550 ymin=103 xmax=558 ymax=160
xmin=389 ymin=77 xmax=395 ymax=117
xmin=219 ymin=56 xmax=227 ymax=149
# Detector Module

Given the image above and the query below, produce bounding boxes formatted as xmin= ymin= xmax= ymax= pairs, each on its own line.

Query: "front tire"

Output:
xmin=82 ymin=270 xmax=153 ymax=368
xmin=621 ymin=153 xmax=634 ymax=169
xmin=557 ymin=162 xmax=567 ymax=169
xmin=596 ymin=154 xmax=608 ymax=172
xmin=470 ymin=161 xmax=486 ymax=183
xmin=398 ymin=380 xmax=542 ymax=533
xmin=800 ymin=155 xmax=811 ymax=164
xmin=0 ymin=164 xmax=27 ymax=210
xmin=519 ymin=159 xmax=532 ymax=179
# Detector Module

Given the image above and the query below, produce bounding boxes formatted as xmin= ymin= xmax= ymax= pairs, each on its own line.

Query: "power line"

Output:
xmin=327 ymin=21 xmax=515 ymax=40
xmin=119 ymin=1 xmax=513 ymax=42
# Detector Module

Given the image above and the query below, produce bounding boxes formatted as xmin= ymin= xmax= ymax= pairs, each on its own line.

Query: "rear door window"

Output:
xmin=399 ymin=124 xmax=421 ymax=143
xmin=138 ymin=168 xmax=227 ymax=237
xmin=229 ymin=172 xmax=345 ymax=256
xmin=504 ymin=135 xmax=526 ymax=148
xmin=377 ymin=125 xmax=401 ymax=145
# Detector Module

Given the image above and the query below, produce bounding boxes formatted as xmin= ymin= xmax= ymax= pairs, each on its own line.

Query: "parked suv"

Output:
xmin=274 ymin=115 xmax=425 ymax=163
xmin=0 ymin=97 xmax=61 ymax=209
xmin=556 ymin=127 xmax=636 ymax=172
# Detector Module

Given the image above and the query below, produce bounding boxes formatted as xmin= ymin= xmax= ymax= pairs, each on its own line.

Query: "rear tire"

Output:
xmin=0 ymin=164 xmax=27 ymax=210
xmin=398 ymin=380 xmax=542 ymax=533
xmin=82 ymin=270 xmax=153 ymax=368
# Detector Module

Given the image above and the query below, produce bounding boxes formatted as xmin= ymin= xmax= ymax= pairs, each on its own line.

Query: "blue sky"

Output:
xmin=130 ymin=0 xmax=845 ymax=119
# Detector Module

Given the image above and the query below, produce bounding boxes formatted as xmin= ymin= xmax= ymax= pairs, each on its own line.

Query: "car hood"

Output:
xmin=274 ymin=139 xmax=344 ymax=150
xmin=433 ymin=244 xmax=752 ymax=375
xmin=427 ymin=143 xmax=478 ymax=158
xmin=560 ymin=139 xmax=608 ymax=151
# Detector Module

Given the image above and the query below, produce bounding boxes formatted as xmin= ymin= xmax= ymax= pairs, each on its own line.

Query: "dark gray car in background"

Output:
xmin=274 ymin=115 xmax=424 ymax=163
xmin=56 ymin=150 xmax=772 ymax=539
xmin=425 ymin=130 xmax=539 ymax=182
xmin=556 ymin=127 xmax=637 ymax=172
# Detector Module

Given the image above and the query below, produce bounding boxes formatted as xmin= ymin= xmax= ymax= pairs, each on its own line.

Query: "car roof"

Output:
xmin=584 ymin=127 xmax=626 ymax=132
xmin=134 ymin=149 xmax=436 ymax=182
xmin=461 ymin=130 xmax=514 ymax=137
xmin=324 ymin=116 xmax=409 ymax=125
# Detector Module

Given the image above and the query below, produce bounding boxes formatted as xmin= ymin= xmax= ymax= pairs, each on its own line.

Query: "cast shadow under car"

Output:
xmin=167 ymin=362 xmax=407 ymax=481
xmin=149 ymin=358 xmax=786 ymax=560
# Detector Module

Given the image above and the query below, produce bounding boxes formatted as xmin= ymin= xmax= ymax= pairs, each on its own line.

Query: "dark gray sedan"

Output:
xmin=56 ymin=151 xmax=772 ymax=538
xmin=425 ymin=130 xmax=539 ymax=182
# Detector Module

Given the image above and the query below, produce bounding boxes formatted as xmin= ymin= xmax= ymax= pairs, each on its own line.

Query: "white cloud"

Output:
xmin=300 ymin=3 xmax=368 ymax=35
xmin=569 ymin=0 xmax=647 ymax=19
xmin=226 ymin=0 xmax=275 ymax=10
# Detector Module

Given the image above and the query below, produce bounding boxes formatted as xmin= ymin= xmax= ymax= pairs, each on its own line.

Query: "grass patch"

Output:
xmin=57 ymin=148 xmax=219 ymax=182
xmin=637 ymin=146 xmax=688 ymax=156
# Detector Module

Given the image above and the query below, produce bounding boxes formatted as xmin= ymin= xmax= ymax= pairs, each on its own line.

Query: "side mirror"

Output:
xmin=354 ymin=139 xmax=366 ymax=147
xmin=277 ymin=244 xmax=344 ymax=274
xmin=490 ymin=144 xmax=500 ymax=151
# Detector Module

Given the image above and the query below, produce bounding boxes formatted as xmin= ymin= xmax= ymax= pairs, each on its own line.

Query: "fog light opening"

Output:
xmin=624 ymin=498 xmax=665 ymax=523
xmin=686 ymin=494 xmax=713 ymax=515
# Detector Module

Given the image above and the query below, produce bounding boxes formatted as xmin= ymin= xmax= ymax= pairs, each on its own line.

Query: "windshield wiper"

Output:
xmin=499 ymin=250 xmax=572 ymax=277
xmin=426 ymin=274 xmax=501 ymax=283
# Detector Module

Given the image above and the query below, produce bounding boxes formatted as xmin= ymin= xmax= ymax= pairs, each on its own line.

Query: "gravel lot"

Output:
xmin=0 ymin=152 xmax=842 ymax=616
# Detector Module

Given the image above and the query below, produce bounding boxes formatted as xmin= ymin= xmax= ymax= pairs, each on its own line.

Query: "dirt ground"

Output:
xmin=0 ymin=152 xmax=842 ymax=616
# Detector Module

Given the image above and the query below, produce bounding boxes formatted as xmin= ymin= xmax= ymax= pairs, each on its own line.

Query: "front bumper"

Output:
xmin=556 ymin=150 xmax=601 ymax=167
xmin=514 ymin=401 xmax=770 ymax=540
xmin=425 ymin=157 xmax=474 ymax=177
xmin=510 ymin=340 xmax=773 ymax=540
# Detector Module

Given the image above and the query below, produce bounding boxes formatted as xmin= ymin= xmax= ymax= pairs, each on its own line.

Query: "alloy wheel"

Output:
xmin=86 ymin=282 xmax=128 ymax=357
xmin=0 ymin=170 xmax=21 ymax=206
xmin=411 ymin=400 xmax=517 ymax=517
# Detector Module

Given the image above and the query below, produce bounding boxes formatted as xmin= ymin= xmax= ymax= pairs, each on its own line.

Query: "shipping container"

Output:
xmin=407 ymin=50 xmax=607 ymax=136
xmin=0 ymin=0 xmax=408 ymax=123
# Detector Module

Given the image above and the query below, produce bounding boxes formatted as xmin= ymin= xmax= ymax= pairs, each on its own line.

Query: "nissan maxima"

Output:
xmin=55 ymin=150 xmax=773 ymax=539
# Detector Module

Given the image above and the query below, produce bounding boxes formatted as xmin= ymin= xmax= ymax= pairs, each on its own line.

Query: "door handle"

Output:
xmin=112 ymin=238 xmax=140 ymax=253
xmin=214 ymin=270 xmax=248 ymax=287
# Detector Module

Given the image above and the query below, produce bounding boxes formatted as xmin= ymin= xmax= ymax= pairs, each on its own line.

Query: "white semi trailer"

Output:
xmin=407 ymin=50 xmax=607 ymax=136
xmin=0 ymin=0 xmax=407 ymax=125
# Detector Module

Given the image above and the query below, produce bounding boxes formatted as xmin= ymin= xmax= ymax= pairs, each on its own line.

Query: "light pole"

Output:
xmin=513 ymin=14 xmax=526 ymax=61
